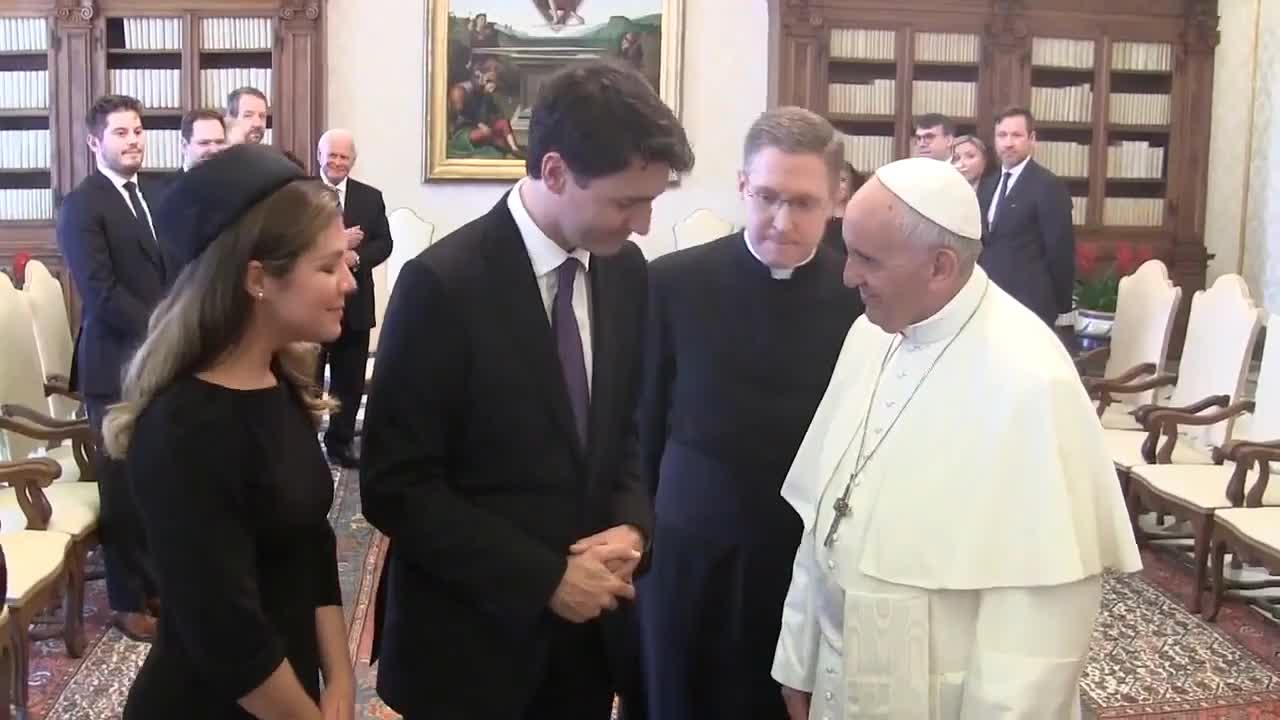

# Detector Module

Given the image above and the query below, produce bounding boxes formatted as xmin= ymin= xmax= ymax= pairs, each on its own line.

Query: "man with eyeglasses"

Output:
xmin=913 ymin=113 xmax=956 ymax=161
xmin=634 ymin=106 xmax=863 ymax=720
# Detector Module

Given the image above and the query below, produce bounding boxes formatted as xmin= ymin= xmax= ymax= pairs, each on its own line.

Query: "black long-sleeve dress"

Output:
xmin=123 ymin=375 xmax=341 ymax=719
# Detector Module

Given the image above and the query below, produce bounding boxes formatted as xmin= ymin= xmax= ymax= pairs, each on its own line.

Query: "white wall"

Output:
xmin=325 ymin=0 xmax=771 ymax=262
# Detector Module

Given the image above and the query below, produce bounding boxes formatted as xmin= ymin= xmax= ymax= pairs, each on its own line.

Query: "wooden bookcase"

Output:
xmin=780 ymin=0 xmax=1219 ymax=309
xmin=0 ymin=0 xmax=324 ymax=328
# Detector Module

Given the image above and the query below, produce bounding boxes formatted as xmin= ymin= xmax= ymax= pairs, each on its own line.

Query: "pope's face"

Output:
xmin=842 ymin=179 xmax=943 ymax=333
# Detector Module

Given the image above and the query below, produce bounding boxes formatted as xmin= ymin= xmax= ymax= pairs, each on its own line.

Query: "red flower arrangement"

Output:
xmin=1075 ymin=241 xmax=1154 ymax=313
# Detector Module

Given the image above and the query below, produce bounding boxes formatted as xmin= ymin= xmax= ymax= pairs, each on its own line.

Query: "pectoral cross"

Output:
xmin=823 ymin=496 xmax=851 ymax=548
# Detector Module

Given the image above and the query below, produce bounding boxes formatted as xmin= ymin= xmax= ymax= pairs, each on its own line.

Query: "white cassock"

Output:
xmin=772 ymin=266 xmax=1143 ymax=720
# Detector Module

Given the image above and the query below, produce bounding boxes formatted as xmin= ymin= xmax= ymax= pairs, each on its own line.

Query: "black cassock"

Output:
xmin=634 ymin=234 xmax=862 ymax=720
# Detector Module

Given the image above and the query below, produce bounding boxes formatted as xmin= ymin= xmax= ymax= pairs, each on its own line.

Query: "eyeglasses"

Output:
xmin=744 ymin=187 xmax=825 ymax=217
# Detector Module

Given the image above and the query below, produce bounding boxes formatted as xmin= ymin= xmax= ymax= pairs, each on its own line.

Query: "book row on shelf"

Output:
xmin=1031 ymin=38 xmax=1095 ymax=70
xmin=110 ymin=69 xmax=182 ymax=110
xmin=1103 ymin=198 xmax=1164 ymax=226
xmin=1107 ymin=140 xmax=1165 ymax=179
xmin=1030 ymin=85 xmax=1092 ymax=124
xmin=1071 ymin=197 xmax=1087 ymax=226
xmin=0 ymin=71 xmax=49 ymax=112
xmin=0 ymin=188 xmax=52 ymax=222
xmin=1109 ymin=93 xmax=1171 ymax=125
xmin=1111 ymin=41 xmax=1173 ymax=73
xmin=829 ymin=28 xmax=895 ymax=61
xmin=838 ymin=133 xmax=895 ymax=173
xmin=828 ymin=80 xmax=895 ymax=116
xmin=1037 ymin=141 xmax=1090 ymax=178
xmin=910 ymin=81 xmax=976 ymax=119
xmin=0 ymin=17 xmax=48 ymax=53
xmin=912 ymin=32 xmax=979 ymax=64
xmin=0 ymin=129 xmax=50 ymax=170
xmin=201 ymin=17 xmax=273 ymax=52
xmin=200 ymin=68 xmax=272 ymax=109
xmin=140 ymin=129 xmax=183 ymax=170
xmin=121 ymin=17 xmax=182 ymax=51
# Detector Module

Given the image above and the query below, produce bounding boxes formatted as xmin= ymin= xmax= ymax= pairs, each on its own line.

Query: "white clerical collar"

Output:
xmin=900 ymin=265 xmax=989 ymax=346
xmin=508 ymin=178 xmax=591 ymax=276
xmin=742 ymin=231 xmax=817 ymax=279
xmin=98 ymin=164 xmax=138 ymax=189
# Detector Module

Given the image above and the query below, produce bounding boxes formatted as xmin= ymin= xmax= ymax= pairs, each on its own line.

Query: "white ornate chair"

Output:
xmin=20 ymin=260 xmax=79 ymax=421
xmin=1125 ymin=313 xmax=1280 ymax=614
xmin=1083 ymin=259 xmax=1182 ymax=429
xmin=672 ymin=208 xmax=734 ymax=250
xmin=1102 ymin=275 xmax=1262 ymax=485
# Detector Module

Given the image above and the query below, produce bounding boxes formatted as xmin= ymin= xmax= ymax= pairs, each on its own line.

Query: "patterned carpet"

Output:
xmin=20 ymin=472 xmax=1280 ymax=718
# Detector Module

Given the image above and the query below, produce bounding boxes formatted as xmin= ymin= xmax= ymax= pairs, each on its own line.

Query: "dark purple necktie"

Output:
xmin=553 ymin=257 xmax=589 ymax=445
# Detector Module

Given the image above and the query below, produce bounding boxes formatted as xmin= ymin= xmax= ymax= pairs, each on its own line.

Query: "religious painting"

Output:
xmin=425 ymin=0 xmax=684 ymax=181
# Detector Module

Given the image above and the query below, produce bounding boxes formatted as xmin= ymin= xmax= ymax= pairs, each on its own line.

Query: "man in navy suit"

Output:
xmin=978 ymin=107 xmax=1076 ymax=325
xmin=58 ymin=94 xmax=169 ymax=642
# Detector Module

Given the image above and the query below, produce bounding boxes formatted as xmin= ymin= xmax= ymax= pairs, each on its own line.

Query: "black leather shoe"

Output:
xmin=327 ymin=444 xmax=360 ymax=469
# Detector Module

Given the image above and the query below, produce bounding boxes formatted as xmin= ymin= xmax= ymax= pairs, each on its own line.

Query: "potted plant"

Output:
xmin=1073 ymin=241 xmax=1153 ymax=339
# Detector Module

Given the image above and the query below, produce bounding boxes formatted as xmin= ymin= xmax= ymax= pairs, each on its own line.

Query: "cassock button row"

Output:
xmin=826 ymin=559 xmax=836 ymax=569
xmin=897 ymin=370 xmax=910 ymax=379
xmin=826 ymin=666 xmax=837 ymax=675
xmin=825 ymin=691 xmax=834 ymax=701
xmin=872 ymin=427 xmax=883 ymax=435
xmin=885 ymin=400 xmax=897 ymax=408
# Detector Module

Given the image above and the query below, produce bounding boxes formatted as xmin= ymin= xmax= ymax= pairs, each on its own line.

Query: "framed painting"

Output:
xmin=425 ymin=0 xmax=685 ymax=181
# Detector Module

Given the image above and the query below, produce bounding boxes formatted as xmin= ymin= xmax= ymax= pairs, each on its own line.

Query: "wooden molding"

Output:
xmin=53 ymin=0 xmax=96 ymax=25
xmin=279 ymin=0 xmax=320 ymax=22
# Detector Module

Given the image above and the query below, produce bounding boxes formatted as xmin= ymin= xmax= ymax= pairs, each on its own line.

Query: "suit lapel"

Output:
xmin=96 ymin=172 xmax=164 ymax=274
xmin=482 ymin=197 xmax=584 ymax=460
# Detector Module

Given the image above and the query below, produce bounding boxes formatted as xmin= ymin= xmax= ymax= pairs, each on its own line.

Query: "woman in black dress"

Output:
xmin=823 ymin=160 xmax=866 ymax=255
xmin=102 ymin=144 xmax=357 ymax=720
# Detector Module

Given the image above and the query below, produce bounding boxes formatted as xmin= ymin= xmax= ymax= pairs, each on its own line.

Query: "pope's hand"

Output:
xmin=570 ymin=524 xmax=645 ymax=581
xmin=781 ymin=686 xmax=811 ymax=720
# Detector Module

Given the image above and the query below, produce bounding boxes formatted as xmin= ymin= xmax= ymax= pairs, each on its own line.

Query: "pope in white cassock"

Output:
xmin=772 ymin=157 xmax=1143 ymax=720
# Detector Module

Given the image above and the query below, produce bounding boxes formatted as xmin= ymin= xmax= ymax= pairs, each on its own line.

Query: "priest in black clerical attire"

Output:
xmin=635 ymin=107 xmax=863 ymax=720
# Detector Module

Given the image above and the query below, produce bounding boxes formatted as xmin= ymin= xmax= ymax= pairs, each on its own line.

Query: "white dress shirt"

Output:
xmin=987 ymin=154 xmax=1031 ymax=226
xmin=98 ymin=164 xmax=156 ymax=239
xmin=323 ymin=174 xmax=349 ymax=209
xmin=507 ymin=178 xmax=593 ymax=395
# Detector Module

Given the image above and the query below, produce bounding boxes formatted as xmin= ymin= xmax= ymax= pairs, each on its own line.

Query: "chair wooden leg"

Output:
xmin=0 ymin=640 xmax=11 ymax=720
xmin=62 ymin=544 xmax=86 ymax=658
xmin=1189 ymin=514 xmax=1213 ymax=614
xmin=1207 ymin=537 xmax=1228 ymax=621
xmin=1126 ymin=484 xmax=1147 ymax=547
xmin=8 ymin=611 xmax=27 ymax=720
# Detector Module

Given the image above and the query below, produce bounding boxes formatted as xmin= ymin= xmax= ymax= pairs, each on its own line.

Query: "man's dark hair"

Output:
xmin=526 ymin=60 xmax=694 ymax=182
xmin=180 ymin=108 xmax=225 ymax=142
xmin=995 ymin=106 xmax=1036 ymax=134
xmin=85 ymin=94 xmax=144 ymax=139
xmin=913 ymin=113 xmax=956 ymax=136
xmin=226 ymin=86 xmax=268 ymax=117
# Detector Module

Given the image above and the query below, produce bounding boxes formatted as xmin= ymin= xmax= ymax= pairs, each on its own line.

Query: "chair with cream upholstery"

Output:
xmin=1082 ymin=259 xmax=1182 ymax=429
xmin=1101 ymin=275 xmax=1262 ymax=488
xmin=370 ymin=209 xmax=436 ymax=379
xmin=0 ymin=275 xmax=94 ymax=661
xmin=0 ymin=456 xmax=79 ymax=716
xmin=673 ymin=208 xmax=734 ymax=250
xmin=21 ymin=260 xmax=80 ymax=422
xmin=1125 ymin=314 xmax=1280 ymax=613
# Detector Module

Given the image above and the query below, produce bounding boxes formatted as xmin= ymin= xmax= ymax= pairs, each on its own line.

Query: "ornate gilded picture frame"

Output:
xmin=425 ymin=0 xmax=684 ymax=181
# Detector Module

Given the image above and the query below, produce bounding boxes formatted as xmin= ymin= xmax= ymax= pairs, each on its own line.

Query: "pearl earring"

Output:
xmin=256 ymin=291 xmax=264 ymax=299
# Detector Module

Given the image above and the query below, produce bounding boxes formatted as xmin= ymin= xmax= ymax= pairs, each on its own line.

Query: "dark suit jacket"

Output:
xmin=360 ymin=195 xmax=654 ymax=718
xmin=57 ymin=171 xmax=170 ymax=400
xmin=336 ymin=177 xmax=392 ymax=331
xmin=978 ymin=158 xmax=1075 ymax=324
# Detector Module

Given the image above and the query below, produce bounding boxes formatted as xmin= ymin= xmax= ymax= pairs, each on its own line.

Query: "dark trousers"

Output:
xmin=85 ymin=396 xmax=154 ymax=613
xmin=636 ymin=522 xmax=795 ymax=720
xmin=317 ymin=326 xmax=370 ymax=448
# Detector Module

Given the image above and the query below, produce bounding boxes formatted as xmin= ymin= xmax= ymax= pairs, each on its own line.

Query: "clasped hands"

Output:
xmin=549 ymin=524 xmax=644 ymax=623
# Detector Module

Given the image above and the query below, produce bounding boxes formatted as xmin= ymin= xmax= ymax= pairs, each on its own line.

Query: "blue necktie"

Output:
xmin=553 ymin=258 xmax=589 ymax=446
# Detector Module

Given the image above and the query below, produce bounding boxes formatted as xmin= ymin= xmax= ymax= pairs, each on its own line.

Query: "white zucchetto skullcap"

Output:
xmin=874 ymin=157 xmax=982 ymax=240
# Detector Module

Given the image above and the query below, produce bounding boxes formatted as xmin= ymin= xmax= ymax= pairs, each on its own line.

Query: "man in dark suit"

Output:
xmin=361 ymin=60 xmax=693 ymax=720
xmin=57 ymin=94 xmax=167 ymax=642
xmin=178 ymin=108 xmax=226 ymax=172
xmin=978 ymin=107 xmax=1075 ymax=325
xmin=315 ymin=128 xmax=392 ymax=467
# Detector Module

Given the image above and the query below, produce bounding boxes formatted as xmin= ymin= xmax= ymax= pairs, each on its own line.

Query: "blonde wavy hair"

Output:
xmin=103 ymin=179 xmax=341 ymax=459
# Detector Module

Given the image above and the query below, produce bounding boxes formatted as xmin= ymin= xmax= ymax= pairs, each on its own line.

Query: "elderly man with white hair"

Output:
xmin=772 ymin=157 xmax=1141 ymax=720
xmin=315 ymin=127 xmax=392 ymax=468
